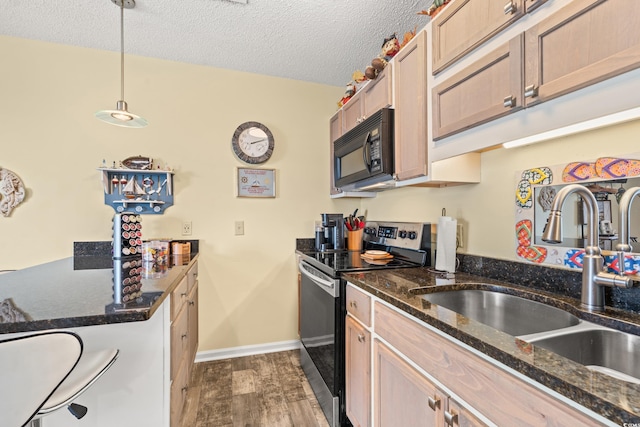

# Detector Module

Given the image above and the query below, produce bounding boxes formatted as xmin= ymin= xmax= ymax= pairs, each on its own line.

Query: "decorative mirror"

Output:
xmin=514 ymin=154 xmax=640 ymax=275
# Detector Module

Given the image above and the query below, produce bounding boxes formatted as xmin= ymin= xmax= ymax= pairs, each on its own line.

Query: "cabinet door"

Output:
xmin=343 ymin=91 xmax=364 ymax=133
xmin=433 ymin=34 xmax=523 ymax=140
xmin=374 ymin=340 xmax=442 ymax=427
xmin=187 ymin=283 xmax=198 ymax=366
xmin=170 ymin=303 xmax=189 ymax=381
xmin=446 ymin=397 xmax=488 ymax=427
xmin=346 ymin=316 xmax=371 ymax=427
xmin=394 ymin=30 xmax=429 ymax=181
xmin=524 ymin=0 xmax=640 ymax=107
xmin=329 ymin=110 xmax=342 ymax=195
xmin=362 ymin=65 xmax=393 ymax=118
xmin=432 ymin=0 xmax=524 ymax=73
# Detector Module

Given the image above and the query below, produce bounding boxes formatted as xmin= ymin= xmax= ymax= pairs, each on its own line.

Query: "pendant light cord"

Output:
xmin=120 ymin=1 xmax=125 ymax=101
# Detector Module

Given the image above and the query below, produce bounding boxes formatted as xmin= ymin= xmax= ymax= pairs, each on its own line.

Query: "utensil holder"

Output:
xmin=347 ymin=228 xmax=364 ymax=251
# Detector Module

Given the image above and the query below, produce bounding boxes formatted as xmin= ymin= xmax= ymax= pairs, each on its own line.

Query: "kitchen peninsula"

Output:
xmin=0 ymin=247 xmax=199 ymax=427
xmin=344 ymin=265 xmax=640 ymax=425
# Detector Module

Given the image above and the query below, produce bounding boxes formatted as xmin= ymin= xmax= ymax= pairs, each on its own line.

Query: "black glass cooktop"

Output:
xmin=298 ymin=244 xmax=427 ymax=277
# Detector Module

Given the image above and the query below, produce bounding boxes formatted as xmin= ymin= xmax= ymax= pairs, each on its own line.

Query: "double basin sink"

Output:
xmin=421 ymin=289 xmax=640 ymax=384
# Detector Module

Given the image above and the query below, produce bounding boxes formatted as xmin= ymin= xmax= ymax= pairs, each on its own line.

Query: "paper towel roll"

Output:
xmin=435 ymin=216 xmax=457 ymax=273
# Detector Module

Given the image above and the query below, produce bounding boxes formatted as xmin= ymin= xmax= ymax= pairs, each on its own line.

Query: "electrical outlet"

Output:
xmin=456 ymin=224 xmax=464 ymax=249
xmin=182 ymin=221 xmax=192 ymax=236
xmin=235 ymin=220 xmax=244 ymax=236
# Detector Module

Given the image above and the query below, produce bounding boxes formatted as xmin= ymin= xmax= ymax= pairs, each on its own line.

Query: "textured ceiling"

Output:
xmin=0 ymin=0 xmax=429 ymax=87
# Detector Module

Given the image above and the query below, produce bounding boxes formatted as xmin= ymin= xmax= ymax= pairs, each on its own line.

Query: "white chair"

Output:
xmin=0 ymin=330 xmax=119 ymax=427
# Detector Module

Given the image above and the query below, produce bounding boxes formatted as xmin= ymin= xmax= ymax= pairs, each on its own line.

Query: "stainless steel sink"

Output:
xmin=421 ymin=290 xmax=580 ymax=336
xmin=528 ymin=328 xmax=640 ymax=383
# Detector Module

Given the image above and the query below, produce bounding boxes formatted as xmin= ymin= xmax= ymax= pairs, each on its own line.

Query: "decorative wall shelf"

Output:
xmin=99 ymin=168 xmax=174 ymax=214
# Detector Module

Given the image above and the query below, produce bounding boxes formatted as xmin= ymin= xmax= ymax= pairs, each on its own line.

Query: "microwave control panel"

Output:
xmin=369 ymin=128 xmax=382 ymax=172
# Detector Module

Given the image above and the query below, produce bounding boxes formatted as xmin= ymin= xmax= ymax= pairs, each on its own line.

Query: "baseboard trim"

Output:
xmin=195 ymin=339 xmax=301 ymax=363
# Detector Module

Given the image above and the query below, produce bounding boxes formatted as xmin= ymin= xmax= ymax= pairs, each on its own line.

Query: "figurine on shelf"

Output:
xmin=418 ymin=0 xmax=451 ymax=18
xmin=365 ymin=34 xmax=400 ymax=80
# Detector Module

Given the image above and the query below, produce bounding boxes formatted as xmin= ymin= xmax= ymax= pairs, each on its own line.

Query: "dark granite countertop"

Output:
xmin=0 ymin=253 xmax=199 ymax=334
xmin=344 ymin=267 xmax=640 ymax=424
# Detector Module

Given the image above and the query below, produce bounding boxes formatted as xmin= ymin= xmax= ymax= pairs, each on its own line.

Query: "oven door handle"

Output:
xmin=298 ymin=261 xmax=335 ymax=290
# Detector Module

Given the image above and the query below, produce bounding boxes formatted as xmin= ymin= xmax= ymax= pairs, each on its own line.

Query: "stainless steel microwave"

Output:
xmin=333 ymin=108 xmax=395 ymax=191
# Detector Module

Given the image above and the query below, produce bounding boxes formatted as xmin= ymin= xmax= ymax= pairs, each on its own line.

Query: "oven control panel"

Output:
xmin=363 ymin=221 xmax=432 ymax=251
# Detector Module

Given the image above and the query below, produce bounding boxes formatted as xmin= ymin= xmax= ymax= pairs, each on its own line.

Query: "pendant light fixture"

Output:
xmin=95 ymin=0 xmax=148 ymax=128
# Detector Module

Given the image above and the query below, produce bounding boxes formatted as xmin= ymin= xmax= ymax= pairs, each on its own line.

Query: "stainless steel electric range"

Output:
xmin=296 ymin=221 xmax=432 ymax=427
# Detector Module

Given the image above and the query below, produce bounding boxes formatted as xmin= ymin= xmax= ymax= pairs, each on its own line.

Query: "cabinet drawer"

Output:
xmin=171 ymin=276 xmax=188 ymax=320
xmin=374 ymin=301 xmax=598 ymax=426
xmin=432 ymin=0 xmax=524 ymax=73
xmin=524 ymin=0 xmax=640 ymax=107
xmin=171 ymin=303 xmax=189 ymax=381
xmin=433 ymin=35 xmax=523 ymax=140
xmin=346 ymin=284 xmax=371 ymax=326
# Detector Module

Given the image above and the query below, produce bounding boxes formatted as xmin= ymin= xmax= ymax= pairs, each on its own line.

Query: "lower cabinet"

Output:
xmin=346 ymin=315 xmax=371 ymax=427
xmin=374 ymin=340 xmax=485 ymax=427
xmin=170 ymin=262 xmax=199 ymax=427
xmin=345 ymin=282 xmax=611 ymax=426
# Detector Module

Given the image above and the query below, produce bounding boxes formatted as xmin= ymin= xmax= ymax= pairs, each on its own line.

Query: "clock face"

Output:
xmin=231 ymin=122 xmax=275 ymax=164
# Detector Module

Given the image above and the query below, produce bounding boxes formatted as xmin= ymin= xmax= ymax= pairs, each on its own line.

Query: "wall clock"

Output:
xmin=231 ymin=121 xmax=275 ymax=164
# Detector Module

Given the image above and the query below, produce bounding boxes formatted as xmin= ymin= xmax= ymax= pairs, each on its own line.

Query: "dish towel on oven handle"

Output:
xmin=436 ymin=215 xmax=457 ymax=273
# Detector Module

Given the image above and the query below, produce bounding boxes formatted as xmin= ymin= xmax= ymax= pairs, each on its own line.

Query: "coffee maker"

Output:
xmin=315 ymin=213 xmax=345 ymax=252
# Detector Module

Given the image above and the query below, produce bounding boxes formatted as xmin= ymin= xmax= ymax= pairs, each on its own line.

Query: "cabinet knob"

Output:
xmin=427 ymin=396 xmax=441 ymax=411
xmin=349 ymin=300 xmax=357 ymax=309
xmin=357 ymin=334 xmax=366 ymax=343
xmin=504 ymin=1 xmax=516 ymax=14
xmin=444 ymin=410 xmax=458 ymax=426
xmin=524 ymin=84 xmax=539 ymax=98
xmin=189 ymin=300 xmax=195 ymax=306
xmin=503 ymin=95 xmax=516 ymax=108
xmin=182 ymin=333 xmax=188 ymax=340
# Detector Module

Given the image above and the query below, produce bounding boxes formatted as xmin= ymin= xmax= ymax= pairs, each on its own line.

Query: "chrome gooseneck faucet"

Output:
xmin=616 ymin=187 xmax=640 ymax=273
xmin=542 ymin=184 xmax=632 ymax=311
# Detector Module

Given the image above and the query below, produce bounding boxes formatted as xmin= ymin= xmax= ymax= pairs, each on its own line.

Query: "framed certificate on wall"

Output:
xmin=236 ymin=167 xmax=276 ymax=198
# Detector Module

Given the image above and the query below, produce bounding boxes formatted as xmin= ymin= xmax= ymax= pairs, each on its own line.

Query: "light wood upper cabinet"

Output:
xmin=432 ymin=0 xmax=524 ymax=74
xmin=524 ymin=0 xmax=640 ymax=107
xmin=433 ymin=34 xmax=524 ymax=140
xmin=342 ymin=66 xmax=393 ymax=133
xmin=346 ymin=315 xmax=371 ymax=427
xmin=394 ymin=30 xmax=429 ymax=181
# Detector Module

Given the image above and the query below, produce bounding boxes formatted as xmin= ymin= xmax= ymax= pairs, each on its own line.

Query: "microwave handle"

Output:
xmin=362 ymin=132 xmax=372 ymax=172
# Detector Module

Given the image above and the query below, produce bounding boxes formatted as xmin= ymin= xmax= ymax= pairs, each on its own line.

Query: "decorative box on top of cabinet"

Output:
xmin=99 ymin=168 xmax=174 ymax=215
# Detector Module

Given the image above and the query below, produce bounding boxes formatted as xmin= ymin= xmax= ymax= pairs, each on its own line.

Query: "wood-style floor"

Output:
xmin=180 ymin=350 xmax=330 ymax=427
